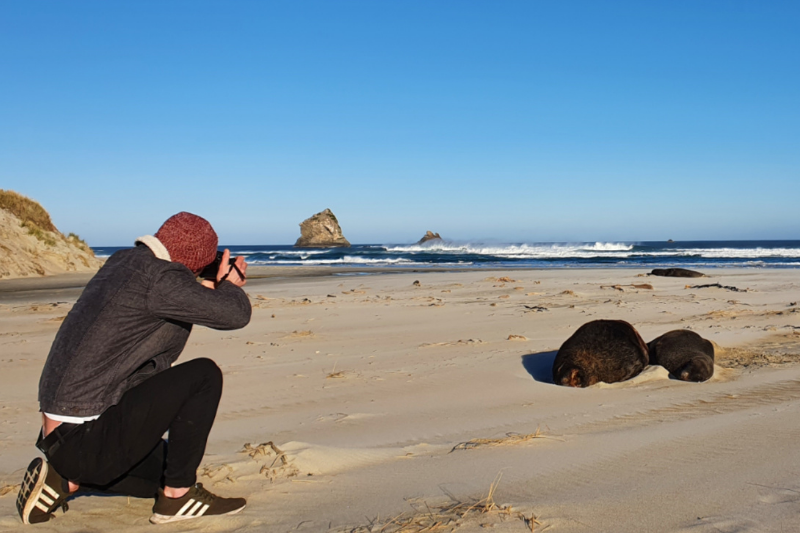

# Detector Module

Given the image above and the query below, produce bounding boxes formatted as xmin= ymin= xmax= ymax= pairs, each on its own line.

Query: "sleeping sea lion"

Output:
xmin=553 ymin=319 xmax=649 ymax=387
xmin=649 ymin=268 xmax=705 ymax=278
xmin=648 ymin=329 xmax=714 ymax=382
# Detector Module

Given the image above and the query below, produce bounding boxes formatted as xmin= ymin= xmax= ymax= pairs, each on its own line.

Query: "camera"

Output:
xmin=198 ymin=251 xmax=238 ymax=280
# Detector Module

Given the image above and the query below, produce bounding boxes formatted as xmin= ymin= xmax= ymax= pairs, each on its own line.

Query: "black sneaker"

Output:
xmin=16 ymin=458 xmax=70 ymax=525
xmin=150 ymin=483 xmax=246 ymax=524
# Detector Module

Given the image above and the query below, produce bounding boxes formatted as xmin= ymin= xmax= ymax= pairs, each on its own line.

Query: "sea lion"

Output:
xmin=648 ymin=329 xmax=714 ymax=382
xmin=553 ymin=319 xmax=649 ymax=387
xmin=649 ymin=268 xmax=705 ymax=278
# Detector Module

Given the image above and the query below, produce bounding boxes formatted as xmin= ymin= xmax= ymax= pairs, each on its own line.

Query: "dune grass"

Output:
xmin=66 ymin=231 xmax=92 ymax=254
xmin=450 ymin=429 xmax=548 ymax=452
xmin=0 ymin=189 xmax=94 ymax=254
xmin=0 ymin=189 xmax=57 ymax=232
xmin=21 ymin=220 xmax=58 ymax=246
xmin=343 ymin=474 xmax=539 ymax=532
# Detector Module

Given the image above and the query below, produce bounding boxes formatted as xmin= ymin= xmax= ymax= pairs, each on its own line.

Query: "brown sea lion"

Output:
xmin=648 ymin=329 xmax=714 ymax=382
xmin=553 ymin=319 xmax=649 ymax=387
xmin=649 ymin=268 xmax=705 ymax=278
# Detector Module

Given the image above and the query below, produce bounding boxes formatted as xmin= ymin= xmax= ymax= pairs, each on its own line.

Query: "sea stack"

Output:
xmin=294 ymin=208 xmax=351 ymax=248
xmin=417 ymin=231 xmax=442 ymax=245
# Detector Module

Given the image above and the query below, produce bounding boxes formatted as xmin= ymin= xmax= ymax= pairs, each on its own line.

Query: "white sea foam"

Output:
xmin=247 ymin=257 xmax=429 ymax=266
xmin=384 ymin=242 xmax=800 ymax=259
xmin=386 ymin=242 xmax=635 ymax=258
xmin=238 ymin=249 xmax=328 ymax=257
xmin=668 ymin=247 xmax=800 ymax=258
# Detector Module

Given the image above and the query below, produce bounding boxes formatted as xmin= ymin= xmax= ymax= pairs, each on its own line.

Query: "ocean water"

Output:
xmin=92 ymin=240 xmax=800 ymax=269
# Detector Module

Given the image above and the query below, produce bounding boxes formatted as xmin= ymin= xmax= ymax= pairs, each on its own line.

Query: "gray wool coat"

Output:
xmin=38 ymin=243 xmax=251 ymax=418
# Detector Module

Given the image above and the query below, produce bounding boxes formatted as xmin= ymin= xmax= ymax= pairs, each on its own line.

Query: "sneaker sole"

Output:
xmin=149 ymin=504 xmax=245 ymax=525
xmin=17 ymin=458 xmax=47 ymax=525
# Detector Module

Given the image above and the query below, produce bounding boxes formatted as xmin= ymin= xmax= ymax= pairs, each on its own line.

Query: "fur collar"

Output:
xmin=134 ymin=235 xmax=171 ymax=261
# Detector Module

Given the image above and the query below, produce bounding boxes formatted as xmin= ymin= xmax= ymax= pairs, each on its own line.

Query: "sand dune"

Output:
xmin=1 ymin=268 xmax=799 ymax=532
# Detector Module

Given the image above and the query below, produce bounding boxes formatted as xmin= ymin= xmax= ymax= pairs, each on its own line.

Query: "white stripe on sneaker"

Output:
xmin=42 ymin=484 xmax=60 ymax=499
xmin=35 ymin=501 xmax=49 ymax=512
xmin=39 ymin=493 xmax=54 ymax=506
xmin=176 ymin=499 xmax=196 ymax=516
xmin=186 ymin=500 xmax=204 ymax=516
xmin=196 ymin=504 xmax=210 ymax=517
xmin=176 ymin=499 xmax=197 ymax=516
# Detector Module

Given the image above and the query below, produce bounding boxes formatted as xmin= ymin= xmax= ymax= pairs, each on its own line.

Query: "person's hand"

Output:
xmin=217 ymin=249 xmax=247 ymax=288
xmin=200 ymin=249 xmax=247 ymax=289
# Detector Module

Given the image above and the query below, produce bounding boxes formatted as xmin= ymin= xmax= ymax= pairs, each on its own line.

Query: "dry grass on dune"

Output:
xmin=450 ymin=429 xmax=549 ymax=452
xmin=0 ymin=189 xmax=93 ymax=253
xmin=340 ymin=475 xmax=539 ymax=533
xmin=716 ymin=346 xmax=800 ymax=369
xmin=0 ymin=189 xmax=57 ymax=232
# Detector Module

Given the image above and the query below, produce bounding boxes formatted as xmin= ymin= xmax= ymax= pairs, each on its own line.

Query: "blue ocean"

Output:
xmin=92 ymin=240 xmax=800 ymax=269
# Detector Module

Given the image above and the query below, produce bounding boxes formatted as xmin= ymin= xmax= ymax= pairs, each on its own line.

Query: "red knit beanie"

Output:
xmin=154 ymin=212 xmax=218 ymax=273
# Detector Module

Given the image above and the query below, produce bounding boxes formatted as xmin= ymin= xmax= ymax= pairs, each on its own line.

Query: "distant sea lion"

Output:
xmin=648 ymin=330 xmax=714 ymax=382
xmin=552 ymin=320 xmax=649 ymax=387
xmin=649 ymin=268 xmax=705 ymax=278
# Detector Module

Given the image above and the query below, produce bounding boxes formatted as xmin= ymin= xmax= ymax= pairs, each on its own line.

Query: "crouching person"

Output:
xmin=16 ymin=212 xmax=251 ymax=525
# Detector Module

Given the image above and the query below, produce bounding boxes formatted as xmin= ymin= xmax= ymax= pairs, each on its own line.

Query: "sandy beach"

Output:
xmin=1 ymin=267 xmax=799 ymax=532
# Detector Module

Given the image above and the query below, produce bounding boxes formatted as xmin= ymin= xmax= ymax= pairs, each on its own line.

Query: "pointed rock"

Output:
xmin=417 ymin=231 xmax=442 ymax=245
xmin=294 ymin=209 xmax=351 ymax=248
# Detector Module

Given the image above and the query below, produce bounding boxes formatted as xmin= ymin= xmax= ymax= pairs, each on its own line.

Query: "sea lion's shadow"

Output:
xmin=521 ymin=351 xmax=557 ymax=384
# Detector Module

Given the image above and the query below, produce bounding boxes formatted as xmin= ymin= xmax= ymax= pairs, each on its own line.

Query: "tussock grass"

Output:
xmin=66 ymin=232 xmax=92 ymax=254
xmin=1 ymin=189 xmax=95 ymax=255
xmin=716 ymin=346 xmax=800 ymax=368
xmin=0 ymin=190 xmax=56 ymax=232
xmin=21 ymin=220 xmax=57 ymax=246
xmin=450 ymin=429 xmax=548 ymax=452
xmin=342 ymin=474 xmax=539 ymax=532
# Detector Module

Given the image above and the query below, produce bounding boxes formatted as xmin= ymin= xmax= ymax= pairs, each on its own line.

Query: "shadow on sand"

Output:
xmin=521 ymin=351 xmax=558 ymax=384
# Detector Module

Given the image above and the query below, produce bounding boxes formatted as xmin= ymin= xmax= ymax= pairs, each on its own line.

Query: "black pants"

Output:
xmin=41 ymin=358 xmax=223 ymax=498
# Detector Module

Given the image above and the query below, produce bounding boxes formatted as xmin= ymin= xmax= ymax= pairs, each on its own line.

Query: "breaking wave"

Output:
xmin=91 ymin=240 xmax=800 ymax=269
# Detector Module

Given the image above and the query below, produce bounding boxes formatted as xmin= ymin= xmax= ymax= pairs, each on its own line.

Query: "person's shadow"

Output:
xmin=521 ymin=351 xmax=557 ymax=384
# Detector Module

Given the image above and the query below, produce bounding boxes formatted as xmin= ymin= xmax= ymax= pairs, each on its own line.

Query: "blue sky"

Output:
xmin=1 ymin=1 xmax=798 ymax=245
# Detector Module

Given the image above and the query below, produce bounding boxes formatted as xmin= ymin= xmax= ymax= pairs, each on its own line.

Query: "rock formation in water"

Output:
xmin=294 ymin=208 xmax=351 ymax=248
xmin=0 ymin=189 xmax=104 ymax=279
xmin=417 ymin=231 xmax=442 ymax=245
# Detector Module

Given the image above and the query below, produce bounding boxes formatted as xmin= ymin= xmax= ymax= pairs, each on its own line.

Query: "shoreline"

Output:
xmin=0 ymin=263 xmax=789 ymax=294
